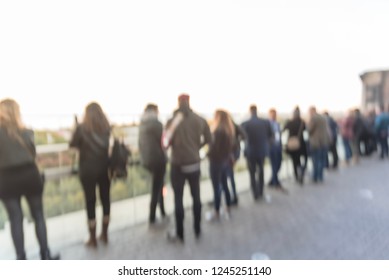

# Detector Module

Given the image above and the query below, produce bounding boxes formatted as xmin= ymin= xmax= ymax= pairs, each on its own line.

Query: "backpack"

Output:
xmin=109 ymin=138 xmax=131 ymax=180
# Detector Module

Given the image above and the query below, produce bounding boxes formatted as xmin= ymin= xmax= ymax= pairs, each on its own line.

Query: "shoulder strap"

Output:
xmin=162 ymin=112 xmax=184 ymax=149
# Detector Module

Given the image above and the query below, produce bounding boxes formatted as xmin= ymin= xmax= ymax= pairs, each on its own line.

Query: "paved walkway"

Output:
xmin=2 ymin=156 xmax=389 ymax=260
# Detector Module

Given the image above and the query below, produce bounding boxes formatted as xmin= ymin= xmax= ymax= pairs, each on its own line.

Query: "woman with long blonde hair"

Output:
xmin=207 ymin=109 xmax=235 ymax=221
xmin=0 ymin=99 xmax=59 ymax=259
xmin=70 ymin=102 xmax=111 ymax=248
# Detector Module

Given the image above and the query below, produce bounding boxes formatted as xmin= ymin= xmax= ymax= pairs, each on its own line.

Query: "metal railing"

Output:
xmin=0 ymin=131 xmax=346 ymax=230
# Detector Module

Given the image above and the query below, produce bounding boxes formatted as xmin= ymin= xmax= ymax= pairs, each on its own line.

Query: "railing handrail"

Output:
xmin=37 ymin=143 xmax=142 ymax=180
xmin=36 ymin=143 xmax=70 ymax=154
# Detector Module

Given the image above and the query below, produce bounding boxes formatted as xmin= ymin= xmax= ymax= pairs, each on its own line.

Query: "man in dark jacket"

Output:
xmin=165 ymin=94 xmax=211 ymax=242
xmin=139 ymin=104 xmax=167 ymax=227
xmin=241 ymin=105 xmax=273 ymax=200
xmin=324 ymin=111 xmax=339 ymax=169
xmin=353 ymin=109 xmax=367 ymax=163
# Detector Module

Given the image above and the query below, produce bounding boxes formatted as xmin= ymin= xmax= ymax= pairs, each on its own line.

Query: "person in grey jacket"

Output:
xmin=0 ymin=99 xmax=59 ymax=260
xmin=139 ymin=104 xmax=167 ymax=226
xmin=164 ymin=94 xmax=212 ymax=242
xmin=70 ymin=102 xmax=111 ymax=248
xmin=307 ymin=106 xmax=332 ymax=183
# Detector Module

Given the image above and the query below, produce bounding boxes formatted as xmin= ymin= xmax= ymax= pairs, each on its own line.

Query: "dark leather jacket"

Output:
xmin=0 ymin=128 xmax=35 ymax=170
xmin=70 ymin=124 xmax=110 ymax=173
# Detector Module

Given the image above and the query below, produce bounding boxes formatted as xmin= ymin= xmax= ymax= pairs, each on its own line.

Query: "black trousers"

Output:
xmin=147 ymin=163 xmax=166 ymax=223
xmin=2 ymin=195 xmax=48 ymax=259
xmin=80 ymin=167 xmax=111 ymax=220
xmin=170 ymin=165 xmax=201 ymax=239
xmin=326 ymin=141 xmax=339 ymax=168
xmin=0 ymin=163 xmax=48 ymax=259
xmin=246 ymin=156 xmax=265 ymax=199
xmin=289 ymin=151 xmax=307 ymax=183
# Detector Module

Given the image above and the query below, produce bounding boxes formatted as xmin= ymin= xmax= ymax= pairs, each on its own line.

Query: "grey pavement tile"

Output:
xmin=5 ymin=157 xmax=389 ymax=260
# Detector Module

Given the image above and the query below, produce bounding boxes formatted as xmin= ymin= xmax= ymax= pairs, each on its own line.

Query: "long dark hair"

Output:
xmin=293 ymin=106 xmax=301 ymax=120
xmin=83 ymin=102 xmax=110 ymax=134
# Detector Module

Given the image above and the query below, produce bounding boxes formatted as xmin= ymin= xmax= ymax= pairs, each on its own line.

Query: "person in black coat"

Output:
xmin=70 ymin=102 xmax=111 ymax=248
xmin=283 ymin=107 xmax=308 ymax=185
xmin=352 ymin=109 xmax=367 ymax=163
xmin=241 ymin=105 xmax=273 ymax=200
xmin=208 ymin=110 xmax=235 ymax=220
xmin=139 ymin=104 xmax=167 ymax=226
xmin=0 ymin=99 xmax=59 ymax=260
xmin=324 ymin=111 xmax=339 ymax=169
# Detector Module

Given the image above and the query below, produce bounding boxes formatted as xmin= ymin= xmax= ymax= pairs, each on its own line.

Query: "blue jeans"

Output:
xmin=377 ymin=131 xmax=389 ymax=159
xmin=342 ymin=138 xmax=352 ymax=162
xmin=210 ymin=161 xmax=231 ymax=212
xmin=269 ymin=144 xmax=282 ymax=185
xmin=311 ymin=148 xmax=327 ymax=182
xmin=226 ymin=162 xmax=237 ymax=201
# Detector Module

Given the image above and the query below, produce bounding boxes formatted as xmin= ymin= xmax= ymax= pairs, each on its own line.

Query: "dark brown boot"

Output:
xmin=99 ymin=216 xmax=109 ymax=244
xmin=85 ymin=220 xmax=97 ymax=248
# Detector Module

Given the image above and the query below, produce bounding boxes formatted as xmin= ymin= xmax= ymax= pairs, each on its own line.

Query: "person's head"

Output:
xmin=323 ymin=111 xmax=329 ymax=117
xmin=309 ymin=106 xmax=317 ymax=117
xmin=144 ymin=103 xmax=158 ymax=114
xmin=268 ymin=108 xmax=277 ymax=121
xmin=0 ymin=99 xmax=24 ymax=131
xmin=354 ymin=108 xmax=361 ymax=117
xmin=83 ymin=102 xmax=110 ymax=133
xmin=293 ymin=106 xmax=301 ymax=119
xmin=249 ymin=104 xmax=257 ymax=116
xmin=214 ymin=109 xmax=229 ymax=124
xmin=0 ymin=99 xmax=26 ymax=145
xmin=213 ymin=109 xmax=235 ymax=137
xmin=178 ymin=94 xmax=190 ymax=110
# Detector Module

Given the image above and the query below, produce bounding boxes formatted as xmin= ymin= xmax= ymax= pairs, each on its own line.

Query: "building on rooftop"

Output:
xmin=360 ymin=69 xmax=389 ymax=112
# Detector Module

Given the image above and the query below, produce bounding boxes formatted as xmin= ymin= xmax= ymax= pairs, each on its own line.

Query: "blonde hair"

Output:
xmin=83 ymin=102 xmax=110 ymax=134
xmin=212 ymin=109 xmax=235 ymax=139
xmin=0 ymin=99 xmax=25 ymax=144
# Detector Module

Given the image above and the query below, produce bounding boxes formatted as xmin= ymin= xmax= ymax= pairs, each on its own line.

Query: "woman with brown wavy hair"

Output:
xmin=207 ymin=109 xmax=235 ymax=221
xmin=0 ymin=99 xmax=59 ymax=259
xmin=70 ymin=102 xmax=111 ymax=248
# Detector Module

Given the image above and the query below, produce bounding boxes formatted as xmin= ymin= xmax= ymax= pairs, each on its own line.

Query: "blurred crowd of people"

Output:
xmin=1 ymin=95 xmax=389 ymax=259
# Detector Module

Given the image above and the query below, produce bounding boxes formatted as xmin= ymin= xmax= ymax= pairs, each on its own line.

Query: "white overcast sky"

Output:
xmin=1 ymin=0 xmax=389 ymax=128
